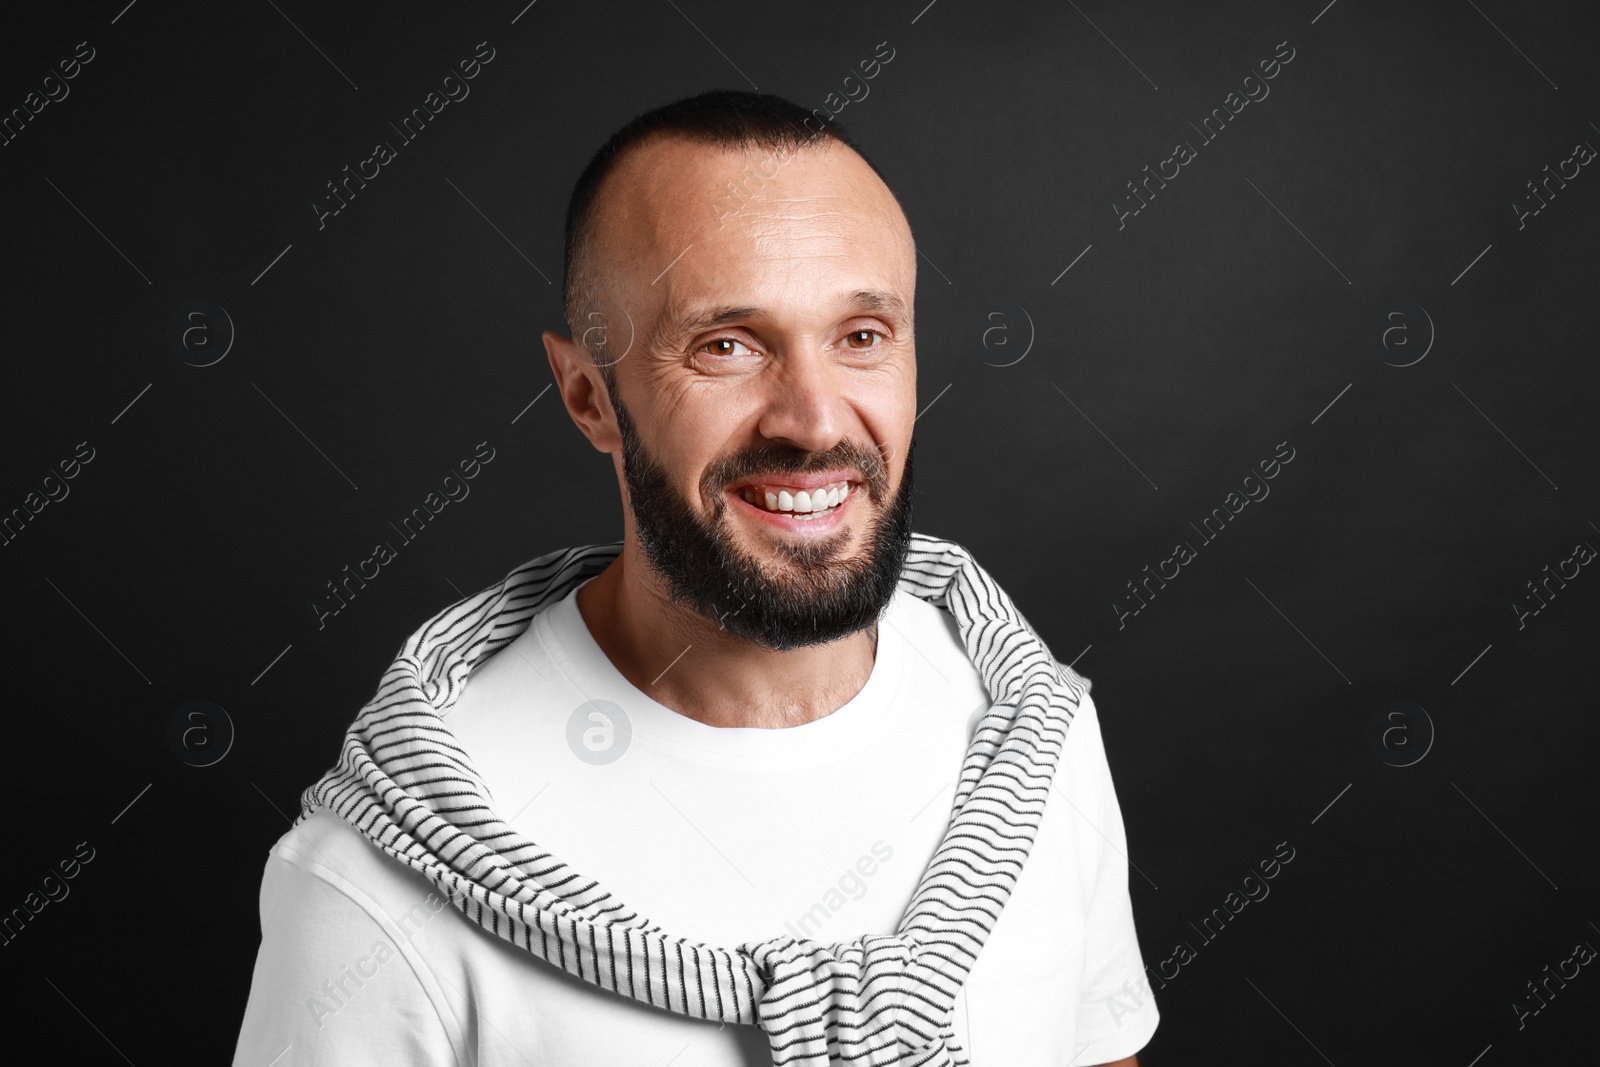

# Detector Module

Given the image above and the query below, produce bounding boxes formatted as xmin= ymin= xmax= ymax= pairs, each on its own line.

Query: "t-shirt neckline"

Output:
xmin=532 ymin=579 xmax=907 ymax=758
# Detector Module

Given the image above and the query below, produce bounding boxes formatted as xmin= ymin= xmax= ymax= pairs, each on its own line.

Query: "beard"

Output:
xmin=609 ymin=385 xmax=915 ymax=652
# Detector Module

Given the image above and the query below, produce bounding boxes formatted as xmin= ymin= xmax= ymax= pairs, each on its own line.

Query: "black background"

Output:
xmin=2 ymin=1 xmax=1596 ymax=1064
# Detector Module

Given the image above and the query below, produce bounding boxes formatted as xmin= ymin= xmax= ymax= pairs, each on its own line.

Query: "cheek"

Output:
xmin=855 ymin=369 xmax=916 ymax=466
xmin=638 ymin=382 xmax=722 ymax=462
xmin=876 ymin=346 xmax=917 ymax=420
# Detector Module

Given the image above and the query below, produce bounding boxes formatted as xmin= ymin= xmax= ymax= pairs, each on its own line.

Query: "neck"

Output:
xmin=575 ymin=541 xmax=880 ymax=729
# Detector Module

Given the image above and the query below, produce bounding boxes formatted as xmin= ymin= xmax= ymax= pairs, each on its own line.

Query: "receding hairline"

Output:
xmin=564 ymin=130 xmax=897 ymax=347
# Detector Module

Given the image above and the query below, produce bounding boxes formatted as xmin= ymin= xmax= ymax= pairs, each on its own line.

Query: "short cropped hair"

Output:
xmin=560 ymin=89 xmax=884 ymax=385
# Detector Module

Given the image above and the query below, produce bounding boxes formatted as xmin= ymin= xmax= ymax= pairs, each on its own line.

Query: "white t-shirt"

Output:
xmin=232 ymin=580 xmax=1159 ymax=1066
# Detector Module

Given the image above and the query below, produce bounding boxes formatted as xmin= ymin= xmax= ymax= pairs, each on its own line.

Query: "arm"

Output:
xmin=1064 ymin=688 xmax=1161 ymax=1064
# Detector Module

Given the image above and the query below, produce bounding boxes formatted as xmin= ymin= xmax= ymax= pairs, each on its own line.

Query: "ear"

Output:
xmin=544 ymin=330 xmax=621 ymax=453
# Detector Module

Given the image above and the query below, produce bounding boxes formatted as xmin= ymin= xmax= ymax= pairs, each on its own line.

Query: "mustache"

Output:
xmin=700 ymin=440 xmax=892 ymax=506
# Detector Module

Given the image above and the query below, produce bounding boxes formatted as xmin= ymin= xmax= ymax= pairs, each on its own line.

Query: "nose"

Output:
xmin=755 ymin=349 xmax=848 ymax=454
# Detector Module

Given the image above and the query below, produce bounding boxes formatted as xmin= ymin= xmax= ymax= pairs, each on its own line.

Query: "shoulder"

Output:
xmin=237 ymin=811 xmax=469 ymax=1065
xmin=260 ymin=809 xmax=444 ymax=931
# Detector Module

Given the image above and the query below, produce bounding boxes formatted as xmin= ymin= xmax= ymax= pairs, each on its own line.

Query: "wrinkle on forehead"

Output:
xmin=587 ymin=138 xmax=914 ymax=317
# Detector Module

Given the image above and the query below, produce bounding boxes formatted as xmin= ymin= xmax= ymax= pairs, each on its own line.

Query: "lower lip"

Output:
xmin=728 ymin=488 xmax=851 ymax=533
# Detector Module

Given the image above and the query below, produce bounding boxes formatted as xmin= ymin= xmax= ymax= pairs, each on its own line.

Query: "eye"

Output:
xmin=843 ymin=329 xmax=883 ymax=349
xmin=700 ymin=338 xmax=755 ymax=358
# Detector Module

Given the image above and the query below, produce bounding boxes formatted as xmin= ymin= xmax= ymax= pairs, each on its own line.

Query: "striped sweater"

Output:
xmin=299 ymin=532 xmax=1090 ymax=1066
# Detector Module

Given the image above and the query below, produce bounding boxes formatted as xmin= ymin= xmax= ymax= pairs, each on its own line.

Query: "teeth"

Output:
xmin=739 ymin=480 xmax=852 ymax=516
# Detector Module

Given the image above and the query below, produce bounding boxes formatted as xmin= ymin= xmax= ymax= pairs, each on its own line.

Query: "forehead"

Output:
xmin=587 ymin=135 xmax=915 ymax=326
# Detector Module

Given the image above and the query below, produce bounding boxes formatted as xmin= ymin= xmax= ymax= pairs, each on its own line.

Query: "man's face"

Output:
xmin=581 ymin=137 xmax=919 ymax=650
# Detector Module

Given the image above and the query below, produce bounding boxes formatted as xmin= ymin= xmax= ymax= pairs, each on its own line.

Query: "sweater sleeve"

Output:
xmin=231 ymin=845 xmax=461 ymax=1067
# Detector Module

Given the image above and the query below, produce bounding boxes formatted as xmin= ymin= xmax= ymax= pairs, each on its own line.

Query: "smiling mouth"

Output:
xmin=732 ymin=480 xmax=852 ymax=521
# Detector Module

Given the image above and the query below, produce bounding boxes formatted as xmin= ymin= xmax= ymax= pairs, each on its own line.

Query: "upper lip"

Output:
xmin=726 ymin=469 xmax=861 ymax=493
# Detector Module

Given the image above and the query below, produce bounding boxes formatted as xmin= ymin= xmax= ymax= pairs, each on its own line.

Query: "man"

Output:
xmin=232 ymin=90 xmax=1158 ymax=1066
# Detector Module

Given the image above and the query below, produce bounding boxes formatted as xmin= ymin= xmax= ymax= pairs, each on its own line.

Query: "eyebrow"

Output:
xmin=663 ymin=289 xmax=909 ymax=338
